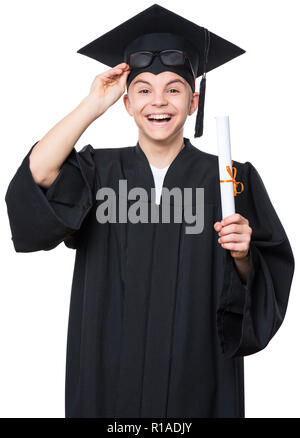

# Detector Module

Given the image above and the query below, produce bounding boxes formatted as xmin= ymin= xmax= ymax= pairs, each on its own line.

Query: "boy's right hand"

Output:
xmin=86 ymin=63 xmax=131 ymax=117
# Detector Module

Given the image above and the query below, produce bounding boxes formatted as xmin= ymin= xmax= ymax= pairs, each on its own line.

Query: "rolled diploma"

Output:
xmin=215 ymin=116 xmax=235 ymax=219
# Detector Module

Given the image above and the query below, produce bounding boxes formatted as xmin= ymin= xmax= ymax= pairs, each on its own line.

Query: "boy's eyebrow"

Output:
xmin=132 ymin=79 xmax=186 ymax=88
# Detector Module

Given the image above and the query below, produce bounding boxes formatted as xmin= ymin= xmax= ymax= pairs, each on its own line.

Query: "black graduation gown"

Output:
xmin=5 ymin=137 xmax=294 ymax=418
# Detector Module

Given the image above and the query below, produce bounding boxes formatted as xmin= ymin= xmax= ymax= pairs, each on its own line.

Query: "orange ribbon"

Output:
xmin=220 ymin=161 xmax=244 ymax=196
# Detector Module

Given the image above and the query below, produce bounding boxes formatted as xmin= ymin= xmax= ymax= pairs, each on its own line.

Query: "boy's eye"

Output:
xmin=138 ymin=89 xmax=179 ymax=94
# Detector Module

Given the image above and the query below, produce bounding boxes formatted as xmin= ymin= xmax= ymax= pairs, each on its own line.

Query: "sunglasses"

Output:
xmin=125 ymin=50 xmax=196 ymax=79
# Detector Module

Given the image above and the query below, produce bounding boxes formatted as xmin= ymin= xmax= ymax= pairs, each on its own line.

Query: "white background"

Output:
xmin=1 ymin=0 xmax=299 ymax=418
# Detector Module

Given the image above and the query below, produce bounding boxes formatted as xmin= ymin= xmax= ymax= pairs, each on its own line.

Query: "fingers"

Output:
xmin=116 ymin=62 xmax=130 ymax=69
xmin=214 ymin=215 xmax=251 ymax=233
xmin=104 ymin=68 xmax=131 ymax=84
xmin=219 ymin=241 xmax=250 ymax=253
xmin=104 ymin=69 xmax=124 ymax=77
xmin=214 ymin=214 xmax=252 ymax=253
xmin=218 ymin=223 xmax=250 ymax=236
xmin=220 ymin=213 xmax=248 ymax=226
xmin=214 ymin=220 xmax=247 ymax=234
xmin=214 ymin=222 xmax=222 ymax=232
xmin=97 ymin=63 xmax=130 ymax=81
xmin=218 ymin=232 xmax=250 ymax=244
xmin=214 ymin=213 xmax=249 ymax=231
xmin=107 ymin=63 xmax=131 ymax=75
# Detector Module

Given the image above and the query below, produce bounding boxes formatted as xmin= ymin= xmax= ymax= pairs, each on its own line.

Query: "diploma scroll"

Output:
xmin=215 ymin=116 xmax=235 ymax=219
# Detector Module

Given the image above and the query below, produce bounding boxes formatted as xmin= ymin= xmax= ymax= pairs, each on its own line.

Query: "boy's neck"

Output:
xmin=138 ymin=132 xmax=185 ymax=169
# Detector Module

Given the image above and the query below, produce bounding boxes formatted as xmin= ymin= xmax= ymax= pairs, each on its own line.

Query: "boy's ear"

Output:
xmin=123 ymin=94 xmax=133 ymax=116
xmin=189 ymin=92 xmax=199 ymax=116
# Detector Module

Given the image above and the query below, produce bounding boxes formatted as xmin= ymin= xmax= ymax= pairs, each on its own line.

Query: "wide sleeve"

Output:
xmin=5 ymin=141 xmax=96 ymax=252
xmin=216 ymin=161 xmax=295 ymax=358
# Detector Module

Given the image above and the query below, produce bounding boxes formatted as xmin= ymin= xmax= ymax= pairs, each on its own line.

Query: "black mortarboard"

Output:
xmin=77 ymin=3 xmax=245 ymax=137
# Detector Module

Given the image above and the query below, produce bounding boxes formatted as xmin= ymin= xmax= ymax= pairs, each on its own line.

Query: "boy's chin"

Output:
xmin=139 ymin=125 xmax=182 ymax=142
xmin=142 ymin=130 xmax=175 ymax=142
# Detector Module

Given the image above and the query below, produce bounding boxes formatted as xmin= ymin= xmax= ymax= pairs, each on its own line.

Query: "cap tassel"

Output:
xmin=194 ymin=27 xmax=210 ymax=138
xmin=194 ymin=73 xmax=206 ymax=138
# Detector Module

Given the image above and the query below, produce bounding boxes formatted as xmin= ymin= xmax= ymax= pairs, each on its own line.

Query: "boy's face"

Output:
xmin=123 ymin=71 xmax=199 ymax=143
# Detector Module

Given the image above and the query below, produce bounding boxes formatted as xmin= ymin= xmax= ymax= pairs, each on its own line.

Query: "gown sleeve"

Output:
xmin=5 ymin=141 xmax=96 ymax=252
xmin=216 ymin=161 xmax=295 ymax=358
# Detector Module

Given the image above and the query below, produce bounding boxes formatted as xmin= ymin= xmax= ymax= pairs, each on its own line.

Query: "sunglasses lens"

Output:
xmin=129 ymin=52 xmax=152 ymax=68
xmin=128 ymin=50 xmax=190 ymax=71
xmin=160 ymin=50 xmax=185 ymax=65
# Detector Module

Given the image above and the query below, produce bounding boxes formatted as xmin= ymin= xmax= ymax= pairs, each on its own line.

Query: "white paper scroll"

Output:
xmin=215 ymin=116 xmax=235 ymax=219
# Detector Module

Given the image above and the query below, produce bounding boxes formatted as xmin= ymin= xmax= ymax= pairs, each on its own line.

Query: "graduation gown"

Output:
xmin=5 ymin=137 xmax=294 ymax=418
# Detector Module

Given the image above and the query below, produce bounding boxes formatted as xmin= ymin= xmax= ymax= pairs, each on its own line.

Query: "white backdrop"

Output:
xmin=1 ymin=0 xmax=299 ymax=418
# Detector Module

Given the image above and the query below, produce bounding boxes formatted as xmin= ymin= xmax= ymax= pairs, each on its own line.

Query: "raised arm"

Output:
xmin=29 ymin=62 xmax=131 ymax=188
xmin=5 ymin=63 xmax=131 ymax=252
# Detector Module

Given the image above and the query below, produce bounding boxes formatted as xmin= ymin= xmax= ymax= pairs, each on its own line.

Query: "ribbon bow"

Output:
xmin=220 ymin=161 xmax=244 ymax=196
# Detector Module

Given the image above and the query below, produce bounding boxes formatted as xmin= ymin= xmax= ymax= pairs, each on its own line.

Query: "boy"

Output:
xmin=5 ymin=4 xmax=294 ymax=418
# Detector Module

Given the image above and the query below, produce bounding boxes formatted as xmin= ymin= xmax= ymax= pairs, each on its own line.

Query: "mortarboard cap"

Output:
xmin=77 ymin=3 xmax=245 ymax=137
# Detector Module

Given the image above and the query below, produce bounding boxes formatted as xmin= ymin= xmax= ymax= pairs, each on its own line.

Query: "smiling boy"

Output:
xmin=5 ymin=4 xmax=294 ymax=418
xmin=123 ymin=70 xmax=252 ymax=281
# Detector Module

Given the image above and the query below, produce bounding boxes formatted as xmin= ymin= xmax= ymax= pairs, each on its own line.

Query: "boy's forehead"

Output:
xmin=131 ymin=71 xmax=187 ymax=87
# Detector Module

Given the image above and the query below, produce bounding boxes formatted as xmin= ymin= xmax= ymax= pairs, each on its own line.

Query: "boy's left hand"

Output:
xmin=214 ymin=213 xmax=252 ymax=260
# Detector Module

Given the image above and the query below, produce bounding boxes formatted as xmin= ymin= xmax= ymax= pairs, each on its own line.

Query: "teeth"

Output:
xmin=148 ymin=114 xmax=171 ymax=120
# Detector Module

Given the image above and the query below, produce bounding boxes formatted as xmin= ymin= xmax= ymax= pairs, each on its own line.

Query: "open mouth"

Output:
xmin=146 ymin=116 xmax=173 ymax=126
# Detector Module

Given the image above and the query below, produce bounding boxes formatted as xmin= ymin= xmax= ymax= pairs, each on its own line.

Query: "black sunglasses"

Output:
xmin=125 ymin=50 xmax=196 ymax=79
